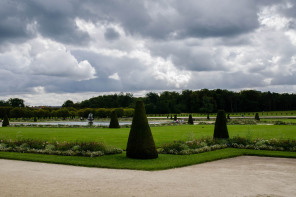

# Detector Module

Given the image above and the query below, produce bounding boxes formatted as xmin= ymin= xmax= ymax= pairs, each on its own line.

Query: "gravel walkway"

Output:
xmin=0 ymin=156 xmax=295 ymax=197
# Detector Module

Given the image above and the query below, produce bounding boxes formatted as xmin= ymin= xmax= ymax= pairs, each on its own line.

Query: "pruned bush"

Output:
xmin=213 ymin=110 xmax=229 ymax=139
xmin=2 ymin=114 xmax=9 ymax=127
xmin=174 ymin=114 xmax=177 ymax=121
xmin=126 ymin=100 xmax=158 ymax=159
xmin=255 ymin=113 xmax=260 ymax=121
xmin=0 ymin=139 xmax=123 ymax=157
xmin=109 ymin=110 xmax=120 ymax=128
xmin=158 ymin=137 xmax=296 ymax=155
xmin=188 ymin=114 xmax=194 ymax=125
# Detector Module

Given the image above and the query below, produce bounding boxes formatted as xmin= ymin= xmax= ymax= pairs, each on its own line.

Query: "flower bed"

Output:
xmin=0 ymin=139 xmax=122 ymax=157
xmin=158 ymin=137 xmax=296 ymax=155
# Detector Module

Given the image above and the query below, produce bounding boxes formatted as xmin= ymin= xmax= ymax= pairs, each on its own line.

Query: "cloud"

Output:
xmin=108 ymin=72 xmax=120 ymax=80
xmin=1 ymin=0 xmax=296 ymax=105
xmin=104 ymin=27 xmax=120 ymax=40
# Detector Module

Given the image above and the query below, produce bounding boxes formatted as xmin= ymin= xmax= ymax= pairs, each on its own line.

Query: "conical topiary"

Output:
xmin=109 ymin=110 xmax=120 ymax=128
xmin=255 ymin=113 xmax=260 ymax=121
xmin=188 ymin=114 xmax=194 ymax=125
xmin=213 ymin=110 xmax=229 ymax=139
xmin=126 ymin=100 xmax=158 ymax=159
xmin=174 ymin=115 xmax=177 ymax=121
xmin=2 ymin=114 xmax=9 ymax=127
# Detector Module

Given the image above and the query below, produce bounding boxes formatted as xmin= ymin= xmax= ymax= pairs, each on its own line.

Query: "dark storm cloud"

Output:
xmin=1 ymin=0 xmax=296 ymax=106
xmin=66 ymin=0 xmax=266 ymax=40
xmin=0 ymin=0 xmax=90 ymax=45
xmin=104 ymin=27 xmax=120 ymax=40
xmin=0 ymin=0 xmax=280 ymax=44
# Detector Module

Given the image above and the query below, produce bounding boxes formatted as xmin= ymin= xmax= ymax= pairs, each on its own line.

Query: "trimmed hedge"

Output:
xmin=126 ymin=100 xmax=158 ymax=159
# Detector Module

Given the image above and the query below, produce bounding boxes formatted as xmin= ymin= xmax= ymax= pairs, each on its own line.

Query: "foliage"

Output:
xmin=109 ymin=111 xmax=120 ymax=128
xmin=8 ymin=98 xmax=25 ymax=107
xmin=188 ymin=114 xmax=194 ymax=124
xmin=255 ymin=113 xmax=260 ymax=121
xmin=158 ymin=137 xmax=296 ymax=155
xmin=126 ymin=100 xmax=158 ymax=159
xmin=2 ymin=114 xmax=9 ymax=127
xmin=0 ymin=138 xmax=122 ymax=157
xmin=174 ymin=114 xmax=177 ymax=121
xmin=213 ymin=110 xmax=229 ymax=139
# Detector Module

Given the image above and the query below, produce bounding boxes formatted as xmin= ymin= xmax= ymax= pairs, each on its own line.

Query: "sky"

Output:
xmin=1 ymin=0 xmax=296 ymax=106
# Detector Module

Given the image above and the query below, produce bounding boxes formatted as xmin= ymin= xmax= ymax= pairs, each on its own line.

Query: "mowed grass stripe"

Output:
xmin=1 ymin=125 xmax=296 ymax=149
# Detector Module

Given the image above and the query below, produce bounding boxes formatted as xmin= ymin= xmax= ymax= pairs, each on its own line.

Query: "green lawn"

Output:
xmin=1 ymin=149 xmax=295 ymax=171
xmin=1 ymin=125 xmax=295 ymax=149
xmin=260 ymin=118 xmax=296 ymax=123
xmin=1 ymin=124 xmax=295 ymax=170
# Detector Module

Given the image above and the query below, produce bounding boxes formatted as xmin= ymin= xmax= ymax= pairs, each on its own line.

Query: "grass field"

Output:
xmin=0 ymin=124 xmax=295 ymax=170
xmin=1 ymin=125 xmax=295 ymax=149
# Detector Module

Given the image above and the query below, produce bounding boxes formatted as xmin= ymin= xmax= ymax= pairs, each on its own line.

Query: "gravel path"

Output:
xmin=0 ymin=156 xmax=295 ymax=197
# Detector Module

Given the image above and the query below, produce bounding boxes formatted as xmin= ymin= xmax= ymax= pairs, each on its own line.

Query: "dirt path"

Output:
xmin=1 ymin=156 xmax=295 ymax=197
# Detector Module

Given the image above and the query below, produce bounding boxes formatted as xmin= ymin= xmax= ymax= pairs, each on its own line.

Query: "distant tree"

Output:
xmin=255 ymin=113 xmax=260 ymax=121
xmin=126 ymin=100 xmax=158 ymax=159
xmin=10 ymin=108 xmax=24 ymax=119
xmin=2 ymin=114 xmax=9 ymax=127
xmin=213 ymin=110 xmax=229 ymax=139
xmin=0 ymin=100 xmax=9 ymax=106
xmin=188 ymin=114 xmax=194 ymax=125
xmin=109 ymin=110 xmax=120 ymax=128
xmin=8 ymin=98 xmax=25 ymax=107
xmin=114 ymin=108 xmax=124 ymax=118
xmin=56 ymin=108 xmax=70 ymax=120
xmin=123 ymin=108 xmax=134 ymax=117
xmin=62 ymin=100 xmax=75 ymax=108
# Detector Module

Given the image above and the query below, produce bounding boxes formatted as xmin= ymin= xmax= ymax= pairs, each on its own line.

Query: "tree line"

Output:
xmin=61 ymin=89 xmax=296 ymax=114
xmin=1 ymin=89 xmax=296 ymax=119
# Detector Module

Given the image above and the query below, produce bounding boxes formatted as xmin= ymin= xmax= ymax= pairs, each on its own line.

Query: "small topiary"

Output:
xmin=109 ymin=110 xmax=120 ymax=128
xmin=126 ymin=100 xmax=158 ymax=159
xmin=213 ymin=110 xmax=229 ymax=139
xmin=207 ymin=113 xmax=210 ymax=120
xmin=2 ymin=114 xmax=9 ymax=127
xmin=188 ymin=114 xmax=194 ymax=125
xmin=255 ymin=113 xmax=260 ymax=121
xmin=174 ymin=115 xmax=177 ymax=121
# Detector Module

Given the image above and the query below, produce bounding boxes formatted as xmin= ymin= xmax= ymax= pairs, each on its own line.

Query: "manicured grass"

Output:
xmin=0 ymin=149 xmax=295 ymax=171
xmin=260 ymin=119 xmax=296 ymax=123
xmin=1 ymin=125 xmax=296 ymax=149
xmin=1 ymin=125 xmax=295 ymax=170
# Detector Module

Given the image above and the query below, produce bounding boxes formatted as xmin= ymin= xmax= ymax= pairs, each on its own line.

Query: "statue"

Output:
xmin=87 ymin=113 xmax=94 ymax=126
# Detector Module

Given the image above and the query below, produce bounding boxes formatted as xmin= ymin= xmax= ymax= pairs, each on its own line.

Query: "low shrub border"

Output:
xmin=0 ymin=139 xmax=122 ymax=157
xmin=158 ymin=136 xmax=296 ymax=155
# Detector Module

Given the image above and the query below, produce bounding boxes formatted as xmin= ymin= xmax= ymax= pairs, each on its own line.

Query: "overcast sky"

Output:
xmin=1 ymin=0 xmax=296 ymax=106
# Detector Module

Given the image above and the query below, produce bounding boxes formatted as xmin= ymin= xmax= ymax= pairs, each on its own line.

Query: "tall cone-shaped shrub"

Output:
xmin=255 ymin=113 xmax=260 ymax=121
xmin=213 ymin=110 xmax=229 ymax=139
xmin=2 ymin=114 xmax=9 ymax=127
xmin=188 ymin=114 xmax=194 ymax=125
xmin=109 ymin=110 xmax=120 ymax=128
xmin=126 ymin=100 xmax=158 ymax=159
